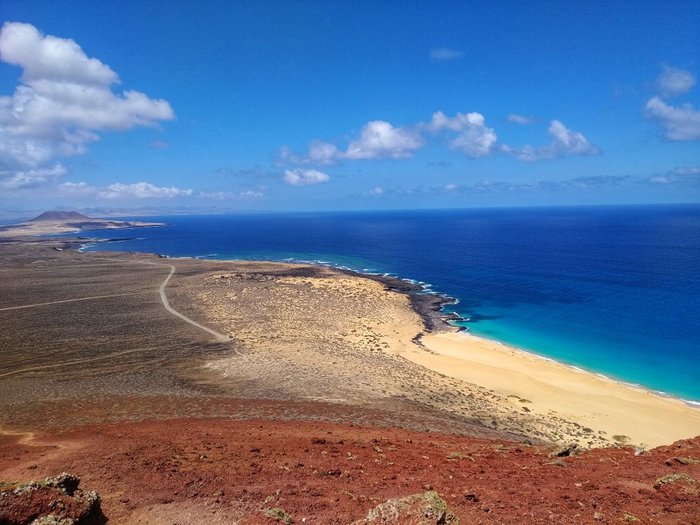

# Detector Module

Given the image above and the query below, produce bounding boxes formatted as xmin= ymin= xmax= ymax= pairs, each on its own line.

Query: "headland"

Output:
xmin=0 ymin=210 xmax=164 ymax=238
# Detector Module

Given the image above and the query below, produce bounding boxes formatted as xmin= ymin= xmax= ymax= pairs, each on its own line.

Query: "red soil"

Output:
xmin=1 ymin=414 xmax=698 ymax=524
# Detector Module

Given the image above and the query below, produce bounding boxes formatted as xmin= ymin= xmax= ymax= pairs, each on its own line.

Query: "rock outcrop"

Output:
xmin=352 ymin=491 xmax=459 ymax=524
xmin=0 ymin=473 xmax=105 ymax=525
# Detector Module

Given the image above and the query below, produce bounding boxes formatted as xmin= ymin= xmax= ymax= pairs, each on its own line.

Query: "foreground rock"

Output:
xmin=0 ymin=473 xmax=105 ymax=525
xmin=352 ymin=491 xmax=459 ymax=524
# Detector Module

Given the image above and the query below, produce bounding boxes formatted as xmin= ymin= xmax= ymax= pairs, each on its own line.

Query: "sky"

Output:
xmin=0 ymin=0 xmax=699 ymax=214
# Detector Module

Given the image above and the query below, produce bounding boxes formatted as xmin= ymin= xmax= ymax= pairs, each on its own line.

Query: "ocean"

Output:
xmin=80 ymin=205 xmax=700 ymax=402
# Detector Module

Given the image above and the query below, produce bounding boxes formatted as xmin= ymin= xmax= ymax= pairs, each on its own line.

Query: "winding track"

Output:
xmin=152 ymin=263 xmax=231 ymax=343
xmin=0 ymin=259 xmax=232 ymax=339
xmin=0 ymin=259 xmax=234 ymax=379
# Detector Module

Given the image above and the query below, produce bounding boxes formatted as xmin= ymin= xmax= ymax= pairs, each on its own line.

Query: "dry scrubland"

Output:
xmin=0 ymin=241 xmax=498 ymax=437
xmin=0 ymin=239 xmax=609 ymax=445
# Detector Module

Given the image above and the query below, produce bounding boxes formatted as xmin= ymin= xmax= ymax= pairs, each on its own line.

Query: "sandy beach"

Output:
xmin=413 ymin=332 xmax=700 ymax=448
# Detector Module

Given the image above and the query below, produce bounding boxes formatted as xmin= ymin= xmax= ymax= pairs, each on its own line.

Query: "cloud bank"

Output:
xmin=280 ymin=113 xmax=596 ymax=167
xmin=98 ymin=182 xmax=193 ymax=199
xmin=0 ymin=22 xmax=174 ymax=186
xmin=58 ymin=180 xmax=265 ymax=201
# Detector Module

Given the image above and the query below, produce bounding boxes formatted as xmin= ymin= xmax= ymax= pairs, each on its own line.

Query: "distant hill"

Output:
xmin=0 ymin=211 xmax=164 ymax=238
xmin=30 ymin=211 xmax=92 ymax=222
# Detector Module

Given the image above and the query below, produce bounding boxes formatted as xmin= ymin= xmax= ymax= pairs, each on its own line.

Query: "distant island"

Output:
xmin=0 ymin=210 xmax=164 ymax=238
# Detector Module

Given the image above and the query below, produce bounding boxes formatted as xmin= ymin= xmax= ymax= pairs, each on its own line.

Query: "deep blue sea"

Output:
xmin=80 ymin=205 xmax=700 ymax=402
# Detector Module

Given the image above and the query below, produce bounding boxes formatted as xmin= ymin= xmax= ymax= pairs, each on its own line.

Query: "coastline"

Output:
xmin=3 ymin=233 xmax=699 ymax=448
xmin=148 ymin=249 xmax=700 ymax=448
xmin=370 ymin=270 xmax=700 ymax=446
xmin=46 ymin=208 xmax=700 ymax=405
xmin=325 ymin=261 xmax=700 ymax=411
xmin=412 ymin=331 xmax=700 ymax=448
xmin=260 ymin=255 xmax=700 ymax=409
xmin=357 ymin=268 xmax=700 ymax=447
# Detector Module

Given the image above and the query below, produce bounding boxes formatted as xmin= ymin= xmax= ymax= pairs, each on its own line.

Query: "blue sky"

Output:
xmin=0 ymin=1 xmax=699 ymax=213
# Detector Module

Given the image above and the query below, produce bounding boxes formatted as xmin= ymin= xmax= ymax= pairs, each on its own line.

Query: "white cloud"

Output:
xmin=548 ymin=120 xmax=597 ymax=154
xmin=645 ymin=96 xmax=700 ymax=141
xmin=98 ymin=182 xmax=193 ymax=199
xmin=444 ymin=183 xmax=458 ymax=191
xmin=647 ymin=175 xmax=672 ymax=184
xmin=369 ymin=186 xmax=384 ymax=195
xmin=282 ymin=120 xmax=423 ymax=165
xmin=194 ymin=189 xmax=265 ymax=200
xmin=307 ymin=140 xmax=340 ymax=164
xmin=345 ymin=121 xmax=423 ymax=160
xmin=657 ymin=66 xmax=696 ymax=98
xmin=428 ymin=111 xmax=497 ymax=158
xmin=0 ymin=22 xmax=118 ymax=85
xmin=60 ymin=181 xmax=90 ymax=190
xmin=671 ymin=166 xmax=700 ymax=175
xmin=502 ymin=120 xmax=598 ymax=161
xmin=429 ymin=48 xmax=464 ymax=61
xmin=0 ymin=162 xmax=66 ymax=189
xmin=0 ymin=21 xmax=174 ymax=179
xmin=283 ymin=168 xmax=330 ymax=186
xmin=56 ymin=181 xmax=263 ymax=200
xmin=507 ymin=113 xmax=535 ymax=125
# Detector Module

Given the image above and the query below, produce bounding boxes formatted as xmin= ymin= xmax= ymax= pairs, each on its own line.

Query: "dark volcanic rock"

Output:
xmin=0 ymin=473 xmax=105 ymax=525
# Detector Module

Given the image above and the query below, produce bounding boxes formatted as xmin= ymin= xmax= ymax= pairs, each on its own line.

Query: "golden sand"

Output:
xmin=412 ymin=332 xmax=700 ymax=448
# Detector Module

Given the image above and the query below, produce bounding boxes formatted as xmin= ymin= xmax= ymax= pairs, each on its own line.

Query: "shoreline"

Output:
xmin=183 ymin=252 xmax=700 ymax=408
xmin=468 ymin=330 xmax=700 ymax=409
xmin=80 ymin=242 xmax=700 ymax=410
xmin=6 ymin=233 xmax=699 ymax=447
xmin=304 ymin=260 xmax=700 ymax=409
xmin=411 ymin=331 xmax=700 ymax=448
xmin=455 ymin=331 xmax=700 ymax=411
xmin=177 ymin=252 xmax=700 ymax=447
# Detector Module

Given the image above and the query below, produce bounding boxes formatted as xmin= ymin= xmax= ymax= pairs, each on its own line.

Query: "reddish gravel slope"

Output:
xmin=1 ymin=417 xmax=698 ymax=524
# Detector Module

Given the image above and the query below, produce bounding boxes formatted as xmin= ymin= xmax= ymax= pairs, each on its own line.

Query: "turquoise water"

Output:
xmin=81 ymin=205 xmax=700 ymax=402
